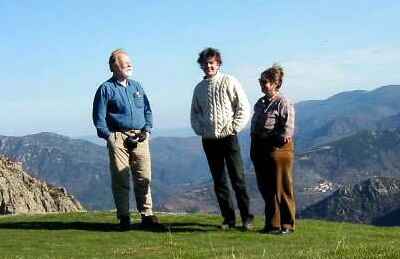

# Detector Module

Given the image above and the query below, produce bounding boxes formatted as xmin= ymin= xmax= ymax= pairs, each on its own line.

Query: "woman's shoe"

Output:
xmin=281 ymin=228 xmax=294 ymax=235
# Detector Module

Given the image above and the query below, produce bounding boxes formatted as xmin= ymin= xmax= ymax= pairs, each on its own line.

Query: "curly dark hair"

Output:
xmin=197 ymin=47 xmax=222 ymax=65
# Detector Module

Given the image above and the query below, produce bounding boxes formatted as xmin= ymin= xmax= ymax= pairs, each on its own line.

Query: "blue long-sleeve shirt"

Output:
xmin=92 ymin=77 xmax=152 ymax=139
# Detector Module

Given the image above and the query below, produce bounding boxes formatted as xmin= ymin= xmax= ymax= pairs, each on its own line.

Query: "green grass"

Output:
xmin=0 ymin=212 xmax=399 ymax=259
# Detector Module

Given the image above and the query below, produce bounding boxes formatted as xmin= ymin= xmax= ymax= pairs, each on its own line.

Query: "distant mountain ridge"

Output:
xmin=79 ymin=128 xmax=195 ymax=146
xmin=1 ymin=84 xmax=400 ymax=221
xmin=295 ymin=85 xmax=400 ymax=150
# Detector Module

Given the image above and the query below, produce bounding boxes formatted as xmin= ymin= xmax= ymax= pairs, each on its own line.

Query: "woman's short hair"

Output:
xmin=260 ymin=64 xmax=285 ymax=90
xmin=197 ymin=47 xmax=222 ymax=65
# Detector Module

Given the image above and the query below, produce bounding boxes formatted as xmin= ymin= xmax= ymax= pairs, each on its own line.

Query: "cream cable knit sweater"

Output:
xmin=191 ymin=72 xmax=250 ymax=138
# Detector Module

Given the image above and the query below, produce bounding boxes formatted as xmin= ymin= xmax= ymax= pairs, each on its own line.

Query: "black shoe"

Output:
xmin=141 ymin=215 xmax=162 ymax=228
xmin=242 ymin=215 xmax=254 ymax=231
xmin=267 ymin=229 xmax=282 ymax=235
xmin=119 ymin=216 xmax=131 ymax=231
xmin=281 ymin=228 xmax=294 ymax=235
xmin=261 ymin=227 xmax=281 ymax=235
xmin=221 ymin=220 xmax=235 ymax=230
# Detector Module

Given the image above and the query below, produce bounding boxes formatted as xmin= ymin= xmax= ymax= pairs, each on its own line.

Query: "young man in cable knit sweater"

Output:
xmin=190 ymin=47 xmax=254 ymax=230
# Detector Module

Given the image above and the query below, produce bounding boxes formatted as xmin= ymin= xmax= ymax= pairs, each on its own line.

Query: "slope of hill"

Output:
xmin=150 ymin=136 xmax=209 ymax=185
xmin=301 ymin=177 xmax=400 ymax=225
xmin=0 ymin=212 xmax=399 ymax=258
xmin=167 ymin=127 xmax=400 ymax=214
xmin=295 ymin=85 xmax=400 ymax=150
xmin=0 ymin=155 xmax=83 ymax=214
xmin=160 ymin=172 xmax=334 ymax=214
xmin=376 ymin=112 xmax=400 ymax=130
xmin=296 ymin=129 xmax=400 ymax=185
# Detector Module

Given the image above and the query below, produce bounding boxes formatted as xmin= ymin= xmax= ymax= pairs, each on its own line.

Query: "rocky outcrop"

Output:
xmin=0 ymin=132 xmax=112 ymax=210
xmin=0 ymin=155 xmax=84 ymax=215
xmin=300 ymin=177 xmax=400 ymax=225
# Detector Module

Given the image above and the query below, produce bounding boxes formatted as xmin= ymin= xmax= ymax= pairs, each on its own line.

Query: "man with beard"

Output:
xmin=93 ymin=49 xmax=160 ymax=230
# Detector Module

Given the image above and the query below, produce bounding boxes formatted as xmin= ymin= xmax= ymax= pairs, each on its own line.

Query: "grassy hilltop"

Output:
xmin=0 ymin=212 xmax=399 ymax=259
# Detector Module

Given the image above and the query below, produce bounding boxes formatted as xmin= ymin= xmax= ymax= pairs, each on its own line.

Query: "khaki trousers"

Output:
xmin=107 ymin=131 xmax=153 ymax=218
xmin=251 ymin=139 xmax=296 ymax=231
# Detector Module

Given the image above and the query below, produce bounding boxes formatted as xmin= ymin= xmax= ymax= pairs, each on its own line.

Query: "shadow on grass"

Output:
xmin=164 ymin=222 xmax=220 ymax=232
xmin=0 ymin=221 xmax=220 ymax=233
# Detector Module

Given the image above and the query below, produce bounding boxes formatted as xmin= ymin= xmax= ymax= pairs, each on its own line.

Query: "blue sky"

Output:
xmin=1 ymin=1 xmax=399 ymax=136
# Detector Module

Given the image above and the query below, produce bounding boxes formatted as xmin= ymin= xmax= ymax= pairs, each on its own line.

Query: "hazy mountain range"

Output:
xmin=80 ymin=128 xmax=195 ymax=146
xmin=295 ymin=85 xmax=400 ymax=150
xmin=1 ymin=85 xmax=400 ymax=224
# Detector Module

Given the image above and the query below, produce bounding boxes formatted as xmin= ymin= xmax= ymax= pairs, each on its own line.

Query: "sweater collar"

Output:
xmin=204 ymin=71 xmax=223 ymax=82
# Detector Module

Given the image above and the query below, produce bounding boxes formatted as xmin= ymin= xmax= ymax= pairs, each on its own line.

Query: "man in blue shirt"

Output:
xmin=93 ymin=49 xmax=159 ymax=230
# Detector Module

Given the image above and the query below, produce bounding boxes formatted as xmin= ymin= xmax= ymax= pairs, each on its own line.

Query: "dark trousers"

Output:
xmin=251 ymin=138 xmax=296 ymax=230
xmin=202 ymin=135 xmax=251 ymax=223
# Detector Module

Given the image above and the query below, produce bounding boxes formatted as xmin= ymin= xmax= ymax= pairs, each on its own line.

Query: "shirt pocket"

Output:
xmin=133 ymin=91 xmax=145 ymax=108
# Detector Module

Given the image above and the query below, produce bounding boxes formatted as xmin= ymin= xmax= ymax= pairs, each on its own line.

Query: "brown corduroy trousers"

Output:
xmin=251 ymin=138 xmax=295 ymax=231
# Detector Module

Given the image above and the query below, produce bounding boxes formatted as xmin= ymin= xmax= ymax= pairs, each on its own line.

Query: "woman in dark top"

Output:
xmin=250 ymin=64 xmax=296 ymax=234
